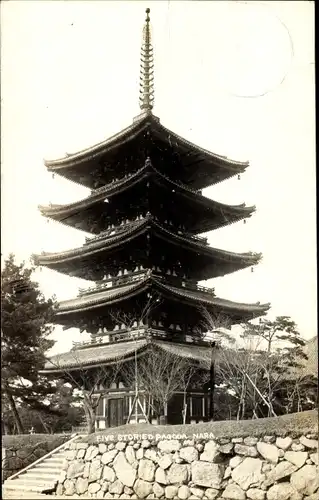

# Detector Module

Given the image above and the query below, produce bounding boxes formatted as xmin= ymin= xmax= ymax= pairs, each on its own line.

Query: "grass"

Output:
xmin=85 ymin=410 xmax=318 ymax=443
xmin=2 ymin=433 xmax=71 ymax=449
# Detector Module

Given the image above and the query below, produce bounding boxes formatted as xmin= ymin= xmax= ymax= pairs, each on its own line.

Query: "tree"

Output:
xmin=2 ymin=382 xmax=83 ymax=434
xmin=1 ymin=254 xmax=56 ymax=433
xmin=112 ymin=295 xmax=199 ymax=424
xmin=200 ymin=312 xmax=315 ymax=420
xmin=244 ymin=316 xmax=309 ymax=417
xmin=49 ymin=351 xmax=125 ymax=434
xmin=199 ymin=308 xmax=235 ymax=420
xmin=122 ymin=343 xmax=198 ymax=424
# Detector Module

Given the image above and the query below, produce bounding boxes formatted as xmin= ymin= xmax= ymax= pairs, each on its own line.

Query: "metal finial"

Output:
xmin=139 ymin=8 xmax=154 ymax=112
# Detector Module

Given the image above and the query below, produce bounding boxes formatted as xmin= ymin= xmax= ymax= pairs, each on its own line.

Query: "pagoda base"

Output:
xmin=95 ymin=388 xmax=209 ymax=429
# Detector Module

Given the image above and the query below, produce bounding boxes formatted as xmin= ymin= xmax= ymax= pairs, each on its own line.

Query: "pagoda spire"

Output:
xmin=139 ymin=8 xmax=154 ymax=112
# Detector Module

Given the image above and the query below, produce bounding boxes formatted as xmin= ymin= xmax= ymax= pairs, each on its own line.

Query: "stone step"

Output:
xmin=17 ymin=473 xmax=60 ymax=482
xmin=5 ymin=482 xmax=56 ymax=491
xmin=37 ymin=458 xmax=65 ymax=466
xmin=36 ymin=462 xmax=64 ymax=469
xmin=26 ymin=467 xmax=63 ymax=476
xmin=24 ymin=470 xmax=61 ymax=480
xmin=3 ymin=481 xmax=56 ymax=493
xmin=40 ymin=456 xmax=65 ymax=461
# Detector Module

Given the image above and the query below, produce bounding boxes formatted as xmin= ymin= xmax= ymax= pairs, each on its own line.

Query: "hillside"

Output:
xmin=302 ymin=335 xmax=318 ymax=377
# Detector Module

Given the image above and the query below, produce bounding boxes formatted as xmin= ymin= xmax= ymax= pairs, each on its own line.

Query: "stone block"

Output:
xmin=158 ymin=454 xmax=173 ymax=470
xmin=178 ymin=485 xmax=191 ymax=499
xmin=290 ymin=465 xmax=319 ymax=495
xmin=222 ymin=484 xmax=246 ymax=499
xmin=64 ymin=479 xmax=75 ymax=496
xmin=167 ymin=463 xmax=189 ymax=484
xmin=126 ymin=445 xmax=136 ymax=465
xmin=109 ymin=480 xmax=124 ymax=495
xmin=76 ymin=477 xmax=89 ymax=495
xmin=190 ymin=487 xmax=205 ymax=498
xmin=134 ymin=479 xmax=153 ymax=498
xmin=67 ymin=461 xmax=85 ymax=479
xmin=256 ymin=443 xmax=279 ymax=464
xmin=191 ymin=461 xmax=223 ymax=489
xmin=234 ymin=445 xmax=258 ymax=458
xmin=284 ymin=451 xmax=308 ymax=468
xmin=231 ymin=457 xmax=263 ymax=491
xmin=219 ymin=443 xmax=234 ymax=455
xmin=138 ymin=458 xmax=156 ymax=482
xmin=244 ymin=437 xmax=258 ymax=446
xmin=155 ymin=466 xmax=168 ymax=485
xmin=165 ymin=485 xmax=179 ymax=499
xmin=101 ymin=449 xmax=118 ymax=465
xmin=266 ymin=483 xmax=295 ymax=500
xmin=158 ymin=440 xmax=181 ymax=453
xmin=263 ymin=461 xmax=297 ymax=487
xmin=103 ymin=465 xmax=115 ymax=482
xmin=205 ymin=488 xmax=219 ymax=499
xmin=99 ymin=443 xmax=108 ymax=454
xmin=299 ymin=436 xmax=318 ymax=449
xmin=275 ymin=438 xmax=292 ymax=451
xmin=180 ymin=447 xmax=199 ymax=463
xmin=116 ymin=442 xmax=126 ymax=451
xmin=246 ymin=488 xmax=265 ymax=500
xmin=153 ymin=482 xmax=165 ymax=498
xmin=88 ymin=481 xmax=101 ymax=494
xmin=113 ymin=451 xmax=137 ymax=487
xmin=200 ymin=442 xmax=220 ymax=463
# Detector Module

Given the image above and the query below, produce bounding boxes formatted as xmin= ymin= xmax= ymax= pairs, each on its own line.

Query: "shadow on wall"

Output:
xmin=2 ymin=434 xmax=70 ymax=482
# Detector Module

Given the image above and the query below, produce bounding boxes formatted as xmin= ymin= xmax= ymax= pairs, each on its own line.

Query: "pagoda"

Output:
xmin=35 ymin=9 xmax=270 ymax=428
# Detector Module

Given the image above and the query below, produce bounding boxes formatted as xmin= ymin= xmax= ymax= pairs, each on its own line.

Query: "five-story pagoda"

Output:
xmin=35 ymin=9 xmax=269 ymax=428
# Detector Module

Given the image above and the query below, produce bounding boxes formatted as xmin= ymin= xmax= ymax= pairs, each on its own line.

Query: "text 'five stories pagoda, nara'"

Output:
xmin=35 ymin=9 xmax=269 ymax=428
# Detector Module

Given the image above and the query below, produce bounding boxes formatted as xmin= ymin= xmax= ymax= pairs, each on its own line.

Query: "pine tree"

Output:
xmin=1 ymin=254 xmax=56 ymax=433
xmin=243 ymin=316 xmax=310 ymax=416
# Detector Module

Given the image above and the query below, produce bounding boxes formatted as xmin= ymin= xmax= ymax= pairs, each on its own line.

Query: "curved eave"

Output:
xmin=56 ymin=280 xmax=150 ymax=315
xmin=44 ymin=114 xmax=248 ymax=173
xmin=42 ymin=339 xmax=149 ymax=373
xmin=153 ymin=121 xmax=249 ymax=169
xmin=40 ymin=339 xmax=212 ymax=373
xmin=34 ymin=218 xmax=261 ymax=268
xmin=38 ymin=165 xmax=150 ymax=218
xmin=158 ymin=280 xmax=270 ymax=316
xmin=44 ymin=115 xmax=150 ymax=169
xmin=54 ymin=276 xmax=270 ymax=319
xmin=38 ymin=165 xmax=255 ymax=225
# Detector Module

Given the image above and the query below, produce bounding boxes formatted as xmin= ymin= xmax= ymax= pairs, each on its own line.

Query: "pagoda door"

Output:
xmin=108 ymin=398 xmax=124 ymax=428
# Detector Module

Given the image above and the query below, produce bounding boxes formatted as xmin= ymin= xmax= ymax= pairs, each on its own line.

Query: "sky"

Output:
xmin=1 ymin=1 xmax=316 ymax=355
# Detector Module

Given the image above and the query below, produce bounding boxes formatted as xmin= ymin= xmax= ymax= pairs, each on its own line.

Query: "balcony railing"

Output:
xmin=84 ymin=216 xmax=208 ymax=247
xmin=78 ymin=271 xmax=215 ymax=297
xmin=72 ymin=328 xmax=147 ymax=349
xmin=84 ymin=218 xmax=144 ymax=245
xmin=71 ymin=327 xmax=209 ymax=350
xmin=90 ymin=167 xmax=144 ymax=195
xmin=78 ymin=270 xmax=149 ymax=296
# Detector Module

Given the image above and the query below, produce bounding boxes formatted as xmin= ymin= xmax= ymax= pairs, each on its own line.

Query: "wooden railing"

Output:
xmin=71 ymin=327 xmax=211 ymax=350
xmin=78 ymin=271 xmax=215 ymax=297
xmin=84 ymin=216 xmax=208 ymax=247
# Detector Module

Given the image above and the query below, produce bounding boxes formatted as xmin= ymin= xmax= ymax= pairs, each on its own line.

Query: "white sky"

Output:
xmin=1 ymin=1 xmax=316 ymax=355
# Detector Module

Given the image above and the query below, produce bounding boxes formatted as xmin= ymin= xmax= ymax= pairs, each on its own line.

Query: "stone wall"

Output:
xmin=2 ymin=434 xmax=70 ymax=482
xmin=58 ymin=433 xmax=318 ymax=499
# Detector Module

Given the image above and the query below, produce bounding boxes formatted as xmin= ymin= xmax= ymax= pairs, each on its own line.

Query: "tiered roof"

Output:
xmin=35 ymin=215 xmax=260 ymax=280
xmin=36 ymin=8 xmax=270 ymax=373
xmin=39 ymin=163 xmax=255 ymax=234
xmin=44 ymin=113 xmax=249 ymax=191
xmin=42 ymin=338 xmax=212 ymax=373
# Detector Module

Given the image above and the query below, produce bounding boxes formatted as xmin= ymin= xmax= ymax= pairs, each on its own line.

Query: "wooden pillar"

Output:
xmin=209 ymin=342 xmax=216 ymax=421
